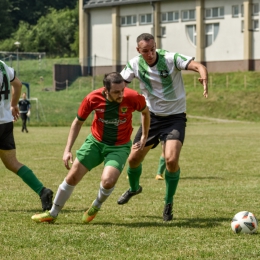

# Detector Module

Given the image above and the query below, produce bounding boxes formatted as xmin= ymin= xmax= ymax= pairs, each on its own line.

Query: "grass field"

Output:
xmin=0 ymin=121 xmax=259 ymax=259
xmin=4 ymin=57 xmax=260 ymax=126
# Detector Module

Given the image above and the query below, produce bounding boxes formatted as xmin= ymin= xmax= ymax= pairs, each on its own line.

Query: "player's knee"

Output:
xmin=102 ymin=179 xmax=115 ymax=189
xmin=165 ymin=158 xmax=179 ymax=172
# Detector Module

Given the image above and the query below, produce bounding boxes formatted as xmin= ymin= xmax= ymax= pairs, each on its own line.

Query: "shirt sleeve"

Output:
xmin=6 ymin=65 xmax=15 ymax=81
xmin=77 ymin=95 xmax=92 ymax=121
xmin=120 ymin=61 xmax=135 ymax=83
xmin=173 ymin=53 xmax=194 ymax=71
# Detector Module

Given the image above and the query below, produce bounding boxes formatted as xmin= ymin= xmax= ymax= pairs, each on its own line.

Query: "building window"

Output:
xmin=232 ymin=5 xmax=239 ymax=17
xmin=140 ymin=14 xmax=153 ymax=24
xmin=186 ymin=25 xmax=196 ymax=45
xmin=121 ymin=15 xmax=136 ymax=26
xmin=182 ymin=10 xmax=196 ymax=21
xmin=205 ymin=23 xmax=219 ymax=47
xmin=252 ymin=3 xmax=259 ymax=16
xmin=161 ymin=11 xmax=179 ymax=22
xmin=253 ymin=19 xmax=259 ymax=30
xmin=161 ymin=26 xmax=166 ymax=37
xmin=241 ymin=19 xmax=259 ymax=31
xmin=205 ymin=7 xmax=224 ymax=19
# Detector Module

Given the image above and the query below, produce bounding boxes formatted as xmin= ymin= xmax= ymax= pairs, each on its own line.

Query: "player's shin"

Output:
xmin=127 ymin=164 xmax=142 ymax=192
xmin=164 ymin=168 xmax=180 ymax=204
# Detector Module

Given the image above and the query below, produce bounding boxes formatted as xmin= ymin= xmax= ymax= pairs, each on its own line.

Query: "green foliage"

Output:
xmin=5 ymin=58 xmax=260 ymax=126
xmin=0 ymin=4 xmax=79 ymax=56
xmin=0 ymin=0 xmax=14 ymax=39
xmin=0 ymin=123 xmax=259 ymax=259
xmin=7 ymin=0 xmax=78 ymax=29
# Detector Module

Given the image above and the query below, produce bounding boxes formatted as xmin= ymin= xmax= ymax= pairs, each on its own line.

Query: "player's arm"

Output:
xmin=11 ymin=76 xmax=22 ymax=121
xmin=138 ymin=106 xmax=150 ymax=150
xmin=63 ymin=117 xmax=85 ymax=169
xmin=187 ymin=60 xmax=208 ymax=98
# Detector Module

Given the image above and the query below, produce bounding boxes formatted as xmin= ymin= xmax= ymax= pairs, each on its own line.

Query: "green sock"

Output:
xmin=127 ymin=164 xmax=142 ymax=192
xmin=164 ymin=168 xmax=180 ymax=204
xmin=17 ymin=165 xmax=44 ymax=195
xmin=156 ymin=156 xmax=166 ymax=175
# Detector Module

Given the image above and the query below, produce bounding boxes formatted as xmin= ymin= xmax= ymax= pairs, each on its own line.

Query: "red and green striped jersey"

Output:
xmin=77 ymin=87 xmax=146 ymax=145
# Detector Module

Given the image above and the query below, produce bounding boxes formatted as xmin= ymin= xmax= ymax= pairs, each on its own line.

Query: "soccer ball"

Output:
xmin=231 ymin=211 xmax=258 ymax=234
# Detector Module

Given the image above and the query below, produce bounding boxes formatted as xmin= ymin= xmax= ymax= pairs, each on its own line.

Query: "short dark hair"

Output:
xmin=103 ymin=72 xmax=124 ymax=91
xmin=136 ymin=33 xmax=154 ymax=44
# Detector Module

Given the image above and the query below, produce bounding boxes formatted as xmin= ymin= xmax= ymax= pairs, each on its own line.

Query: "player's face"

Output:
xmin=137 ymin=39 xmax=157 ymax=66
xmin=106 ymin=82 xmax=125 ymax=103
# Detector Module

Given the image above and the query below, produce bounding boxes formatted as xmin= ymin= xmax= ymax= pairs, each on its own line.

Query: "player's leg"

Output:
xmin=163 ymin=114 xmax=186 ymax=221
xmin=82 ymin=165 xmax=120 ymax=223
xmin=31 ymin=158 xmax=89 ymax=223
xmin=31 ymin=134 xmax=104 ymax=223
xmin=24 ymin=114 xmax=28 ymax=133
xmin=20 ymin=113 xmax=26 ymax=132
xmin=83 ymin=142 xmax=130 ymax=223
xmin=0 ymin=122 xmax=53 ymax=210
xmin=118 ymin=115 xmax=160 ymax=205
xmin=51 ymin=158 xmax=88 ymax=216
xmin=163 ymin=139 xmax=182 ymax=220
xmin=155 ymin=142 xmax=166 ymax=180
xmin=1 ymin=149 xmax=53 ymax=210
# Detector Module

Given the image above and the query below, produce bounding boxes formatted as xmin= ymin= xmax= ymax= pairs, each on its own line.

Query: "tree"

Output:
xmin=0 ymin=0 xmax=14 ymax=39
xmin=0 ymin=4 xmax=79 ymax=57
xmin=8 ymin=0 xmax=78 ymax=27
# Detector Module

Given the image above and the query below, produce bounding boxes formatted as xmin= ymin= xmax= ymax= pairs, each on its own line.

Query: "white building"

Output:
xmin=79 ymin=0 xmax=260 ymax=75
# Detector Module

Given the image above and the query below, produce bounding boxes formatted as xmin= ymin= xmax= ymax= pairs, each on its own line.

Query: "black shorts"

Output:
xmin=0 ymin=122 xmax=16 ymax=150
xmin=134 ymin=112 xmax=187 ymax=149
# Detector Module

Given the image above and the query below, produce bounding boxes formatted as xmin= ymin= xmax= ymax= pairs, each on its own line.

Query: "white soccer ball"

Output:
xmin=231 ymin=211 xmax=258 ymax=234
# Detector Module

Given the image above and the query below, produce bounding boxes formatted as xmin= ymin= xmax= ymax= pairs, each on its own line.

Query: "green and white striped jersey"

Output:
xmin=0 ymin=60 xmax=15 ymax=124
xmin=121 ymin=49 xmax=194 ymax=116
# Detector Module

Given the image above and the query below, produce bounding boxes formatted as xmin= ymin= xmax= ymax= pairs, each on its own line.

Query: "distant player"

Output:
xmin=18 ymin=92 xmax=30 ymax=133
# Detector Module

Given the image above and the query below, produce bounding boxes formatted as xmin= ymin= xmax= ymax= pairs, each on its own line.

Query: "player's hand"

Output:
xmin=198 ymin=78 xmax=208 ymax=98
xmin=11 ymin=106 xmax=20 ymax=121
xmin=63 ymin=151 xmax=73 ymax=170
xmin=132 ymin=136 xmax=147 ymax=151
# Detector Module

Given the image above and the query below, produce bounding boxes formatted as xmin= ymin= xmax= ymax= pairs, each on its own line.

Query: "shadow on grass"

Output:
xmin=5 ymin=208 xmax=85 ymax=213
xmin=89 ymin=217 xmax=231 ymax=228
xmin=26 ymin=216 xmax=232 ymax=228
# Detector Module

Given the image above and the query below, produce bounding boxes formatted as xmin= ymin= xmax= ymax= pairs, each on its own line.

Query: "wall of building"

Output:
xmin=91 ymin=8 xmax=113 ymax=67
xmin=81 ymin=0 xmax=260 ymax=73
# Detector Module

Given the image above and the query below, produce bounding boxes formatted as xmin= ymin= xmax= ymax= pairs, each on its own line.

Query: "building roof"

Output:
xmin=84 ymin=0 xmax=160 ymax=9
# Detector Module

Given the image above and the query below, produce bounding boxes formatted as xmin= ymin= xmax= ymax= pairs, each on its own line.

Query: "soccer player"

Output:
xmin=31 ymin=72 xmax=150 ymax=224
xmin=0 ymin=60 xmax=53 ymax=211
xmin=117 ymin=33 xmax=208 ymax=221
xmin=18 ymin=92 xmax=30 ymax=133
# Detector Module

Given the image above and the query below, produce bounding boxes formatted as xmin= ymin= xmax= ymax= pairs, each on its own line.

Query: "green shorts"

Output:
xmin=76 ymin=134 xmax=132 ymax=172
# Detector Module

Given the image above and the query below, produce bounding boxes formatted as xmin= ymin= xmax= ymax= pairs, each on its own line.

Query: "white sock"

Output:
xmin=49 ymin=179 xmax=75 ymax=217
xmin=93 ymin=182 xmax=114 ymax=208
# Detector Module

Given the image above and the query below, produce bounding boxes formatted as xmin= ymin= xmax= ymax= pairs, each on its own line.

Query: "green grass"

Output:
xmin=5 ymin=57 xmax=260 ymax=126
xmin=0 ymin=122 xmax=259 ymax=259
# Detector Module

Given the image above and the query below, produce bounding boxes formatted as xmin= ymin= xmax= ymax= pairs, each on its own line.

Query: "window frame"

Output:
xmin=232 ymin=5 xmax=239 ymax=18
xmin=181 ymin=9 xmax=196 ymax=21
xmin=121 ymin=15 xmax=137 ymax=26
xmin=252 ymin=3 xmax=259 ymax=16
xmin=161 ymin=11 xmax=179 ymax=23
xmin=205 ymin=7 xmax=224 ymax=19
xmin=140 ymin=13 xmax=153 ymax=25
xmin=186 ymin=24 xmax=196 ymax=45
